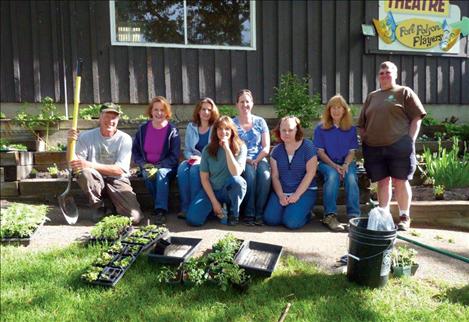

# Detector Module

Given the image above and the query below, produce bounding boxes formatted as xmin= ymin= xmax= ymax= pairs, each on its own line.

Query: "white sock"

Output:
xmin=399 ymin=209 xmax=410 ymax=218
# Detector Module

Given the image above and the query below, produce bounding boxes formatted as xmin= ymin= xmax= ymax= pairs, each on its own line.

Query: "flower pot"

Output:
xmin=411 ymin=263 xmax=419 ymax=276
xmin=393 ymin=265 xmax=412 ymax=277
xmin=434 ymin=194 xmax=444 ymax=200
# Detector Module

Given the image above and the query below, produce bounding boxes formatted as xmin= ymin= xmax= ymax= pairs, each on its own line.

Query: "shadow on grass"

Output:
xmin=441 ymin=284 xmax=469 ymax=306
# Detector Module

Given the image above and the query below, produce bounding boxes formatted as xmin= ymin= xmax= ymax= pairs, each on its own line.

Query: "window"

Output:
xmin=110 ymin=0 xmax=256 ymax=50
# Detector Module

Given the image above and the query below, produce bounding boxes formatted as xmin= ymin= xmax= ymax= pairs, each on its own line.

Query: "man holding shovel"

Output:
xmin=67 ymin=102 xmax=143 ymax=224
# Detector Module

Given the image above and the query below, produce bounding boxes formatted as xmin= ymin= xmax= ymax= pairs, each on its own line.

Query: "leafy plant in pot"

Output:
xmin=433 ymin=184 xmax=445 ymax=200
xmin=392 ymin=245 xmax=418 ymax=277
xmin=47 ymin=163 xmax=59 ymax=178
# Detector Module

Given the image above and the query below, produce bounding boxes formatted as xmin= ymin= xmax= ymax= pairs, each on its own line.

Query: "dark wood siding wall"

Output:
xmin=1 ymin=0 xmax=468 ymax=105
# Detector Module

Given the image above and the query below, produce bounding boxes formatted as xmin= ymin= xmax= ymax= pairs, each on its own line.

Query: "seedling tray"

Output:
xmin=1 ymin=217 xmax=48 ymax=247
xmin=87 ymin=226 xmax=132 ymax=245
xmin=148 ymin=236 xmax=203 ymax=265
xmin=234 ymin=241 xmax=283 ymax=277
xmin=121 ymin=230 xmax=169 ymax=252
xmin=90 ymin=266 xmax=126 ymax=287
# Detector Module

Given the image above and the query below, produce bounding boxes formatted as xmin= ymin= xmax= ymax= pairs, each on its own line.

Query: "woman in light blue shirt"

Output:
xmin=177 ymin=98 xmax=219 ymax=218
xmin=232 ymin=89 xmax=271 ymax=226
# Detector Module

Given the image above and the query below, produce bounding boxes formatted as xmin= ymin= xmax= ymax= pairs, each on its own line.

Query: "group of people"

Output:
xmin=69 ymin=61 xmax=426 ymax=232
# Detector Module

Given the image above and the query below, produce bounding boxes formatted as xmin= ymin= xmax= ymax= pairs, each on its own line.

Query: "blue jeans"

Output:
xmin=186 ymin=176 xmax=247 ymax=226
xmin=242 ymin=160 xmax=271 ymax=219
xmin=263 ymin=190 xmax=316 ymax=229
xmin=142 ymin=167 xmax=175 ymax=212
xmin=177 ymin=161 xmax=202 ymax=212
xmin=318 ymin=161 xmax=360 ymax=217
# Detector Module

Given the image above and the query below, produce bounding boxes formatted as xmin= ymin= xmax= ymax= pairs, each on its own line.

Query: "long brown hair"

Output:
xmin=146 ymin=96 xmax=172 ymax=119
xmin=321 ymin=94 xmax=353 ymax=131
xmin=207 ymin=116 xmax=243 ymax=157
xmin=192 ymin=97 xmax=219 ymax=126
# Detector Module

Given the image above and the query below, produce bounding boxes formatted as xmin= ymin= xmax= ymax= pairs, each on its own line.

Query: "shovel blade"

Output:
xmin=58 ymin=193 xmax=79 ymax=225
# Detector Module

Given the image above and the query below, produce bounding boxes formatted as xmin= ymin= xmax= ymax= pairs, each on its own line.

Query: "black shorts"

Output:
xmin=362 ymin=135 xmax=416 ymax=182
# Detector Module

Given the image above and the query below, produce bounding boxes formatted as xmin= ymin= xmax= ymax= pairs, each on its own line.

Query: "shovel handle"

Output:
xmin=67 ymin=58 xmax=83 ymax=163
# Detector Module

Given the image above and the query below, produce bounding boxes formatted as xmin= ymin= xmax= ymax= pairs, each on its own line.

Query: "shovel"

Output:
xmin=58 ymin=58 xmax=83 ymax=224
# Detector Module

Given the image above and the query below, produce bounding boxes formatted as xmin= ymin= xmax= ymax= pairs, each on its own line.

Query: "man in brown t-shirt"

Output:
xmin=358 ymin=61 xmax=426 ymax=231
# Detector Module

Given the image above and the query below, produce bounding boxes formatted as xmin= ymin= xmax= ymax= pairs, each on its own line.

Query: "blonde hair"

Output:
xmin=207 ymin=116 xmax=243 ymax=157
xmin=192 ymin=97 xmax=219 ymax=126
xmin=146 ymin=96 xmax=172 ymax=120
xmin=321 ymin=94 xmax=353 ymax=131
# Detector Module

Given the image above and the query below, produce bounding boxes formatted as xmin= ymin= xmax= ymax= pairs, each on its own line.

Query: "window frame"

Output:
xmin=109 ymin=0 xmax=257 ymax=51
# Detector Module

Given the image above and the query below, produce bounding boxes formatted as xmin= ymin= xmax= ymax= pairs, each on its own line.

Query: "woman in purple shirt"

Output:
xmin=132 ymin=96 xmax=180 ymax=224
xmin=264 ymin=116 xmax=318 ymax=229
xmin=313 ymin=94 xmax=360 ymax=232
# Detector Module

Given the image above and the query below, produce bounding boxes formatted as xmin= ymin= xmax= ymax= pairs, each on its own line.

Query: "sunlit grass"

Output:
xmin=1 ymin=244 xmax=468 ymax=322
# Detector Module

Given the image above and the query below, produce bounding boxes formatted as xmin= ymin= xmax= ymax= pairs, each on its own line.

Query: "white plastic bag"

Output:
xmin=367 ymin=207 xmax=395 ymax=231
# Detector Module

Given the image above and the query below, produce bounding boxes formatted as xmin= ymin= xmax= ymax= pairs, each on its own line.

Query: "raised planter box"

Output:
xmin=0 ymin=151 xmax=34 ymax=166
xmin=234 ymin=241 xmax=283 ymax=277
xmin=148 ymin=236 xmax=202 ymax=265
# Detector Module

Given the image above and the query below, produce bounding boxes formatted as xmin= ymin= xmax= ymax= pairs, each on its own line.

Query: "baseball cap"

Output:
xmin=100 ymin=102 xmax=122 ymax=114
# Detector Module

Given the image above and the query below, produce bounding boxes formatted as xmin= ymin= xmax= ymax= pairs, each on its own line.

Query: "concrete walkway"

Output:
xmin=22 ymin=206 xmax=469 ymax=286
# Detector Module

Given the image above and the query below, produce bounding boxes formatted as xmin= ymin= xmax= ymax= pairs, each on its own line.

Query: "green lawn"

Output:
xmin=1 ymin=244 xmax=468 ymax=322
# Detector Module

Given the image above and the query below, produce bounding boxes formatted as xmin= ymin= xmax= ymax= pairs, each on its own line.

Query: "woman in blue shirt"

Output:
xmin=186 ymin=116 xmax=247 ymax=226
xmin=177 ymin=98 xmax=219 ymax=218
xmin=264 ymin=116 xmax=318 ymax=229
xmin=313 ymin=94 xmax=360 ymax=232
xmin=233 ymin=89 xmax=271 ymax=226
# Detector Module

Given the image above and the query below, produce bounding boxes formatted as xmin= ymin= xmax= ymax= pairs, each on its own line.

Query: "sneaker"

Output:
xmin=323 ymin=214 xmax=344 ymax=232
xmin=153 ymin=210 xmax=167 ymax=225
xmin=243 ymin=217 xmax=255 ymax=226
xmin=397 ymin=215 xmax=411 ymax=231
xmin=228 ymin=215 xmax=239 ymax=226
xmin=254 ymin=217 xmax=264 ymax=226
xmin=177 ymin=211 xmax=186 ymax=219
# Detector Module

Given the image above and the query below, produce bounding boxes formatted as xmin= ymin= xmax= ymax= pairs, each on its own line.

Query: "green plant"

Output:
xmin=218 ymin=105 xmax=238 ymax=117
xmin=392 ymin=245 xmax=417 ymax=268
xmin=47 ymin=163 xmax=59 ymax=176
xmin=0 ymin=111 xmax=6 ymax=119
xmin=47 ymin=143 xmax=67 ymax=152
xmin=0 ymin=203 xmax=49 ymax=239
xmin=113 ymin=256 xmax=132 ymax=268
xmin=89 ymin=215 xmax=132 ymax=241
xmin=273 ymin=73 xmax=322 ymax=129
xmin=422 ymin=113 xmax=440 ymax=127
xmin=93 ymin=252 xmax=114 ymax=266
xmin=155 ymin=265 xmax=178 ymax=283
xmin=134 ymin=114 xmax=148 ymax=121
xmin=181 ymin=258 xmax=208 ymax=286
xmin=81 ymin=266 xmax=102 ymax=282
xmin=422 ymin=137 xmax=469 ymax=189
xmin=30 ymin=168 xmax=38 ymax=175
xmin=433 ymin=184 xmax=445 ymax=199
xmin=79 ymin=104 xmax=102 ymax=120
xmin=14 ymin=97 xmax=66 ymax=151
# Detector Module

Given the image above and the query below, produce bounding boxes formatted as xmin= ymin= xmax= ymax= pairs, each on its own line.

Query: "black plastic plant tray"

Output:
xmin=1 ymin=218 xmax=48 ymax=247
xmin=91 ymin=266 xmax=126 ymax=287
xmin=121 ymin=230 xmax=169 ymax=252
xmin=108 ymin=253 xmax=137 ymax=270
xmin=148 ymin=236 xmax=203 ymax=265
xmin=112 ymin=243 xmax=144 ymax=257
xmin=234 ymin=241 xmax=283 ymax=277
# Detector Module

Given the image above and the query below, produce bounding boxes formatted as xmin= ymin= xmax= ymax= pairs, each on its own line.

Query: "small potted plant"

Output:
xmin=433 ymin=184 xmax=445 ymax=200
xmin=29 ymin=168 xmax=38 ymax=178
xmin=392 ymin=245 xmax=418 ymax=277
xmin=47 ymin=163 xmax=59 ymax=178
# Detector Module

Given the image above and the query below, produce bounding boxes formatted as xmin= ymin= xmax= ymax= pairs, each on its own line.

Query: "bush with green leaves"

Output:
xmin=218 ymin=105 xmax=238 ymax=117
xmin=273 ymin=73 xmax=322 ymax=129
xmin=422 ymin=137 xmax=469 ymax=189
xmin=89 ymin=215 xmax=132 ymax=241
xmin=79 ymin=104 xmax=101 ymax=120
xmin=0 ymin=203 xmax=49 ymax=239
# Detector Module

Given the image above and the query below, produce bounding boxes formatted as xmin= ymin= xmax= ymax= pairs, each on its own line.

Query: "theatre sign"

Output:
xmin=373 ymin=0 xmax=463 ymax=54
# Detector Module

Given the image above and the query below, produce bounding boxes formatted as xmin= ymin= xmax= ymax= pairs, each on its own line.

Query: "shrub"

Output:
xmin=422 ymin=137 xmax=469 ymax=189
xmin=273 ymin=73 xmax=322 ymax=129
xmin=218 ymin=105 xmax=238 ymax=117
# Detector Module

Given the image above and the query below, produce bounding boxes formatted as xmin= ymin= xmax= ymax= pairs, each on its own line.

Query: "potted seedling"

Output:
xmin=433 ymin=184 xmax=445 ymax=200
xmin=29 ymin=168 xmax=38 ymax=178
xmin=392 ymin=245 xmax=418 ymax=277
xmin=47 ymin=163 xmax=59 ymax=178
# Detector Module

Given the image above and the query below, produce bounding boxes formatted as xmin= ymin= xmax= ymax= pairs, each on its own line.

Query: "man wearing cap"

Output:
xmin=67 ymin=102 xmax=143 ymax=224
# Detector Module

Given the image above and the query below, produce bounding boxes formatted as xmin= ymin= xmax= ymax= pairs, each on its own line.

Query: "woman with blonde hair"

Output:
xmin=313 ymin=94 xmax=360 ymax=231
xmin=186 ymin=116 xmax=247 ymax=226
xmin=177 ymin=98 xmax=219 ymax=218
xmin=132 ymin=96 xmax=180 ymax=224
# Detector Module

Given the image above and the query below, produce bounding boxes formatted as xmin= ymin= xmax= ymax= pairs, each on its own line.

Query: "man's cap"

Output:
xmin=100 ymin=102 xmax=122 ymax=114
